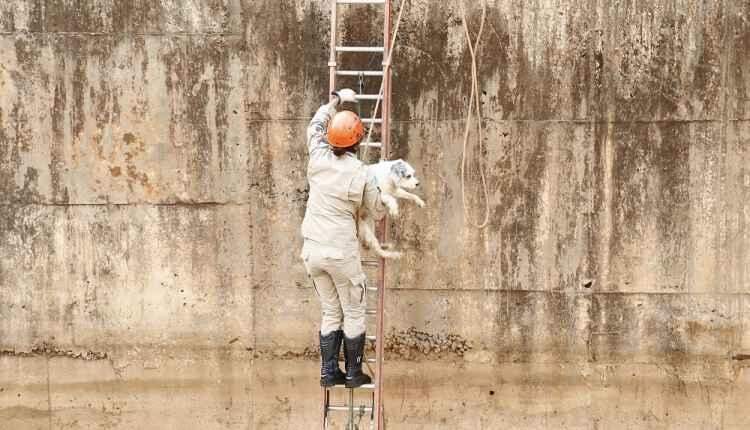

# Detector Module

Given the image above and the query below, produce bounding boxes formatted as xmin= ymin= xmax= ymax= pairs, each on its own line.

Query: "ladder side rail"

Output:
xmin=374 ymin=1 xmax=392 ymax=429
xmin=322 ymin=387 xmax=331 ymax=429
xmin=323 ymin=7 xmax=337 ymax=430
xmin=328 ymin=0 xmax=338 ymax=97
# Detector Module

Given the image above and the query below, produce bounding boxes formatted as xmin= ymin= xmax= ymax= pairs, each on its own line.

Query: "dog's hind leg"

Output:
xmin=374 ymin=245 xmax=402 ymax=260
xmin=358 ymin=215 xmax=401 ymax=260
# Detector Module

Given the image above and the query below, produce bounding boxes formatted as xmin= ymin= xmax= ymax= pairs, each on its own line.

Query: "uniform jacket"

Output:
xmin=301 ymin=102 xmax=386 ymax=257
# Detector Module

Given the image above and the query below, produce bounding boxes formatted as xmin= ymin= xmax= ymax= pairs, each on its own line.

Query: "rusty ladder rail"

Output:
xmin=322 ymin=0 xmax=392 ymax=429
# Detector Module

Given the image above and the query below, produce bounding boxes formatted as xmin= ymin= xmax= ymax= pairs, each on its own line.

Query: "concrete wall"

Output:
xmin=0 ymin=0 xmax=748 ymax=428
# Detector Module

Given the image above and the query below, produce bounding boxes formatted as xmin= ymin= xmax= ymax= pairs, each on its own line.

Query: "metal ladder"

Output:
xmin=322 ymin=1 xmax=392 ymax=429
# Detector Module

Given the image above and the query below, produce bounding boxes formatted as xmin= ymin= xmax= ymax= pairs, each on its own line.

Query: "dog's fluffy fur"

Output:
xmin=358 ymin=159 xmax=425 ymax=259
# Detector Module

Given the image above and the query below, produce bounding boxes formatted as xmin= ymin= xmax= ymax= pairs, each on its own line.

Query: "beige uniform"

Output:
xmin=301 ymin=101 xmax=385 ymax=337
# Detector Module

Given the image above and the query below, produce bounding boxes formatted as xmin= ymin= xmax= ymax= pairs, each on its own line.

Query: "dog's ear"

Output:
xmin=390 ymin=160 xmax=407 ymax=178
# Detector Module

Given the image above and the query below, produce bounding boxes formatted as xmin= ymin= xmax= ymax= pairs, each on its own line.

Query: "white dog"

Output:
xmin=358 ymin=159 xmax=425 ymax=259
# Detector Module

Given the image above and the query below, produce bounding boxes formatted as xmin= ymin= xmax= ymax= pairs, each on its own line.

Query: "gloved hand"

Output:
xmin=332 ymin=88 xmax=359 ymax=103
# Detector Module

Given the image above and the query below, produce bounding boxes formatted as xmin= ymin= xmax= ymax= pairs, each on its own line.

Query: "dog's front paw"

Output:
xmin=414 ymin=197 xmax=426 ymax=208
xmin=388 ymin=206 xmax=399 ymax=217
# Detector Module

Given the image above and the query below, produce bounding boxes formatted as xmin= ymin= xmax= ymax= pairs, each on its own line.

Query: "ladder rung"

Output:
xmin=336 ymin=70 xmax=384 ymax=77
xmin=366 ymin=286 xmax=379 ymax=292
xmin=355 ymin=94 xmax=383 ymax=101
xmin=361 ymin=141 xmax=382 ymax=149
xmin=327 ymin=405 xmax=374 ymax=412
xmin=366 ymin=335 xmax=376 ymax=341
xmin=362 ymin=118 xmax=382 ymax=124
xmin=361 ymin=258 xmax=380 ymax=266
xmin=329 ymin=383 xmax=376 ymax=389
xmin=367 ymin=357 xmax=376 ymax=363
xmin=366 ymin=309 xmax=377 ymax=315
xmin=336 ymin=46 xmax=384 ymax=53
xmin=337 ymin=0 xmax=385 ymax=4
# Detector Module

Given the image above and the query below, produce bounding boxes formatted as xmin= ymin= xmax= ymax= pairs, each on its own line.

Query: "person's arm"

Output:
xmin=306 ymin=98 xmax=339 ymax=154
xmin=306 ymin=89 xmax=359 ymax=154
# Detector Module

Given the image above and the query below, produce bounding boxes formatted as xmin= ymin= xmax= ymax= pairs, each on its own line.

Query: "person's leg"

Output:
xmin=327 ymin=257 xmax=371 ymax=388
xmin=303 ymin=247 xmax=345 ymax=386
xmin=312 ymin=272 xmax=345 ymax=336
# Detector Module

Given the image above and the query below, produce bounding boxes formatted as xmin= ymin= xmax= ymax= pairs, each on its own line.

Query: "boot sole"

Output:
xmin=321 ymin=378 xmax=347 ymax=387
xmin=344 ymin=377 xmax=372 ymax=388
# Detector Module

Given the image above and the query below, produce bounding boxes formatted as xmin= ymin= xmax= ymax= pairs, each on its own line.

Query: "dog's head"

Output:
xmin=390 ymin=159 xmax=420 ymax=190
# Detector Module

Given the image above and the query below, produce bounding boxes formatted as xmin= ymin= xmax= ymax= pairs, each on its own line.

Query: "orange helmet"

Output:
xmin=327 ymin=111 xmax=364 ymax=148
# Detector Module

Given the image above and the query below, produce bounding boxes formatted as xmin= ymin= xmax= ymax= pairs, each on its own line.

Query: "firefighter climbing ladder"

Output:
xmin=322 ymin=0 xmax=392 ymax=429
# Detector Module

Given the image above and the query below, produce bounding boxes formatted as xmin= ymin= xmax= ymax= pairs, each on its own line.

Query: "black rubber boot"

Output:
xmin=344 ymin=333 xmax=371 ymax=388
xmin=320 ymin=330 xmax=346 ymax=387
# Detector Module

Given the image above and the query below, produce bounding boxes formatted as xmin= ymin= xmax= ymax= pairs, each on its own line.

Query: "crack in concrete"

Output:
xmin=0 ymin=31 xmax=244 ymax=36
xmin=1 ymin=344 xmax=108 ymax=361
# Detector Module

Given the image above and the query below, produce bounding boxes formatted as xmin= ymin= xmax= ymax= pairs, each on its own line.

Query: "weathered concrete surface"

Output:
xmin=0 ymin=0 xmax=748 ymax=428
